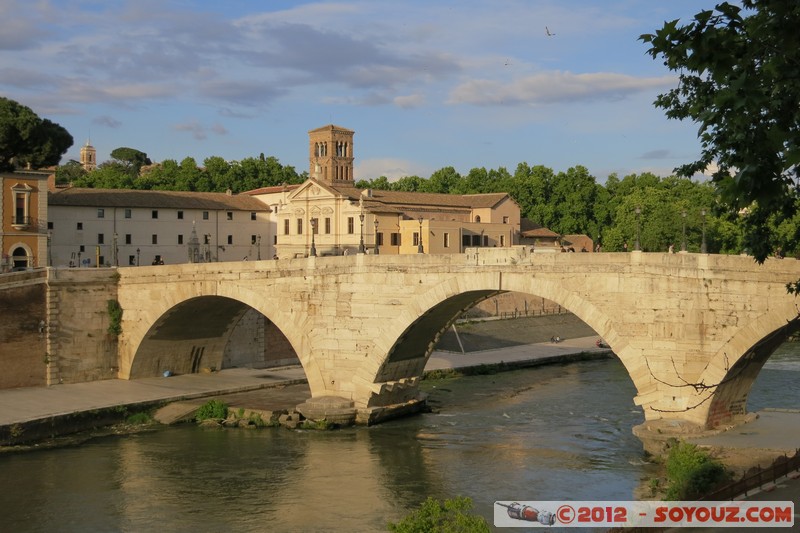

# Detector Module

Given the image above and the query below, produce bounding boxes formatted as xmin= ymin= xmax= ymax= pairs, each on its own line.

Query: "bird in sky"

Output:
xmin=546 ymin=26 xmax=555 ymax=37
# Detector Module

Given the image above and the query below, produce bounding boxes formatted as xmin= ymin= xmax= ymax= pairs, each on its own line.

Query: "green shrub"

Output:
xmin=664 ymin=441 xmax=730 ymax=500
xmin=126 ymin=412 xmax=153 ymax=425
xmin=300 ymin=418 xmax=334 ymax=430
xmin=107 ymin=299 xmax=123 ymax=336
xmin=195 ymin=399 xmax=228 ymax=421
xmin=388 ymin=496 xmax=490 ymax=533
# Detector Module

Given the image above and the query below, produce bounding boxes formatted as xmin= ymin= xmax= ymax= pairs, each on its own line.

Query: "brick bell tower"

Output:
xmin=308 ymin=124 xmax=354 ymax=185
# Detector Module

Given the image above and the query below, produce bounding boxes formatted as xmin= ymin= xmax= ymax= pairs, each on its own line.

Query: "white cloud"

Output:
xmin=448 ymin=71 xmax=676 ymax=106
xmin=393 ymin=94 xmax=426 ymax=108
xmin=356 ymin=158 xmax=433 ymax=181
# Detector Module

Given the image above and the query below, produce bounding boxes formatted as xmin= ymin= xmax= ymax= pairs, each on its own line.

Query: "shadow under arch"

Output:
xmin=375 ymin=290 xmax=501 ymax=382
xmin=700 ymin=316 xmax=800 ymax=428
xmin=129 ymin=295 xmax=298 ymax=379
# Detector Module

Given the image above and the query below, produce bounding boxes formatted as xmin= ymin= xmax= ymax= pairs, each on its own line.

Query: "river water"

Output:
xmin=1 ymin=346 xmax=798 ymax=532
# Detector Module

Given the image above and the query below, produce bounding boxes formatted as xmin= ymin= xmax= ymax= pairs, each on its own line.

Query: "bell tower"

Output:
xmin=308 ymin=125 xmax=354 ymax=185
xmin=80 ymin=140 xmax=96 ymax=171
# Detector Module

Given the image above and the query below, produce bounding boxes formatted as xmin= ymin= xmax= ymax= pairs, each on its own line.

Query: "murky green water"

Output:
xmin=1 ymin=347 xmax=798 ymax=532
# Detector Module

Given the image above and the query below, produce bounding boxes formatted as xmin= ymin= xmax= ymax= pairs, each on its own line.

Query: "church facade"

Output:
xmin=248 ymin=124 xmax=522 ymax=258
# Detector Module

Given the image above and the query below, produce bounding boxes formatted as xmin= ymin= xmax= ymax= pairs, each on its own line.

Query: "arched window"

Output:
xmin=475 ymin=215 xmax=481 ymax=223
xmin=12 ymin=246 xmax=30 ymax=269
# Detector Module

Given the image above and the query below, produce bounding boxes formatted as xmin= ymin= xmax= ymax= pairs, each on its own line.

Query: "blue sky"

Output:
xmin=2 ymin=0 xmax=708 ymax=182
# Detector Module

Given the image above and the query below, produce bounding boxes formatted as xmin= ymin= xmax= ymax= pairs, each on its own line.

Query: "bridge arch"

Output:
xmin=118 ymin=281 xmax=324 ymax=390
xmin=695 ymin=309 xmax=800 ymax=428
xmin=365 ymin=272 xmax=628 ymax=408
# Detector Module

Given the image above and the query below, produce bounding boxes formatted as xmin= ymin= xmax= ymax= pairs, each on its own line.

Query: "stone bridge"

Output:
xmin=110 ymin=248 xmax=800 ymax=433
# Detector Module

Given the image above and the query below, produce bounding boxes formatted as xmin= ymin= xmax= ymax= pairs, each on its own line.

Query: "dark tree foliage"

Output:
xmin=641 ymin=1 xmax=800 ymax=262
xmin=0 ymin=97 xmax=73 ymax=171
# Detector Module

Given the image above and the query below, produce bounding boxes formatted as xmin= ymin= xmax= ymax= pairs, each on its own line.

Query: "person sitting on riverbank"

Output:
xmin=550 ymin=335 xmax=561 ymax=343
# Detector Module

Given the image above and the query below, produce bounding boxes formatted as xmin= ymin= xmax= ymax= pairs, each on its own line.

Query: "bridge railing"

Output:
xmin=701 ymin=448 xmax=800 ymax=501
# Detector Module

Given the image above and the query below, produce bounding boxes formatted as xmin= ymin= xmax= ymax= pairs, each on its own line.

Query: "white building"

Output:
xmin=48 ymin=188 xmax=272 ymax=267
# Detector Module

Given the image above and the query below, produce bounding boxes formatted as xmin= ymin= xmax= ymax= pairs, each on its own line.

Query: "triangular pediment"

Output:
xmin=287 ymin=178 xmax=345 ymax=202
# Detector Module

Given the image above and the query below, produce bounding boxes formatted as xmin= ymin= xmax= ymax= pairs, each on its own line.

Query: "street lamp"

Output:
xmin=373 ymin=218 xmax=379 ymax=255
xmin=701 ymin=209 xmax=707 ymax=253
xmin=681 ymin=210 xmax=687 ymax=252
xmin=113 ymin=232 xmax=119 ymax=266
xmin=417 ymin=216 xmax=424 ymax=253
xmin=310 ymin=218 xmax=317 ymax=257
xmin=358 ymin=213 xmax=366 ymax=254
xmin=136 ymin=248 xmax=140 ymax=266
xmin=634 ymin=206 xmax=641 ymax=251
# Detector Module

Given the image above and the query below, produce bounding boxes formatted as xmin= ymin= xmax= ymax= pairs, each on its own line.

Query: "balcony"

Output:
xmin=9 ymin=215 xmax=38 ymax=231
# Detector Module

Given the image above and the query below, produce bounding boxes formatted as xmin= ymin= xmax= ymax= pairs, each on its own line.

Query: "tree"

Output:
xmin=55 ymin=160 xmax=87 ymax=185
xmin=0 ymin=97 xmax=73 ymax=171
xmin=110 ymin=147 xmax=151 ymax=174
xmin=641 ymin=1 xmax=800 ymax=262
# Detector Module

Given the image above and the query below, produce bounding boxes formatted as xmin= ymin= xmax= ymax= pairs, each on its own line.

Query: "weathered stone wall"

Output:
xmin=222 ymin=309 xmax=299 ymax=369
xmin=46 ymin=268 xmax=119 ymax=384
xmin=0 ymin=271 xmax=47 ymax=388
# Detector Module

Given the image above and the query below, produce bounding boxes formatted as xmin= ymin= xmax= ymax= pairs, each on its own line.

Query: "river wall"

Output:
xmin=0 ymin=271 xmax=47 ymax=388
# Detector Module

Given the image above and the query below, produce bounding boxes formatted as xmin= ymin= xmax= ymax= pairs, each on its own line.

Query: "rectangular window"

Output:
xmin=97 ymin=208 xmax=105 ymax=218
xmin=79 ymin=245 xmax=85 ymax=252
xmin=251 ymin=235 xmax=257 ymax=244
xmin=152 ymin=210 xmax=158 ymax=219
xmin=503 ymin=216 xmax=509 ymax=224
xmin=347 ymin=217 xmax=354 ymax=234
xmin=444 ymin=233 xmax=450 ymax=248
xmin=311 ymin=218 xmax=318 ymax=234
xmin=125 ymin=234 xmax=132 ymax=245
xmin=152 ymin=234 xmax=158 ymax=245
xmin=177 ymin=211 xmax=184 ymax=220
xmin=98 ymin=233 xmax=104 ymax=244
xmin=500 ymin=235 xmax=505 ymax=246
xmin=250 ymin=212 xmax=257 ymax=221
xmin=391 ymin=233 xmax=400 ymax=246
xmin=377 ymin=232 xmax=384 ymax=246
xmin=128 ymin=255 xmax=136 ymax=266
xmin=47 ymin=221 xmax=53 ymax=230
xmin=283 ymin=219 xmax=290 ymax=235
xmin=413 ymin=232 xmax=420 ymax=246
xmin=125 ymin=208 xmax=132 ymax=219
xmin=296 ymin=218 xmax=303 ymax=234
xmin=178 ymin=235 xmax=184 ymax=245
xmin=99 ymin=255 xmax=105 ymax=265
xmin=227 ymin=235 xmax=233 ymax=245
xmin=227 ymin=212 xmax=233 ymax=221
xmin=462 ymin=235 xmax=471 ymax=247
xmin=325 ymin=217 xmax=331 ymax=234
xmin=203 ymin=235 xmax=210 ymax=245
xmin=77 ymin=222 xmax=83 ymax=230
xmin=203 ymin=211 xmax=209 ymax=220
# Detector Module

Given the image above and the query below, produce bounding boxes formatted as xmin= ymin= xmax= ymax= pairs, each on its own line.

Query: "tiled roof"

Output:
xmin=244 ymin=184 xmax=302 ymax=195
xmin=48 ymin=187 xmax=270 ymax=211
xmin=329 ymin=184 xmax=509 ymax=210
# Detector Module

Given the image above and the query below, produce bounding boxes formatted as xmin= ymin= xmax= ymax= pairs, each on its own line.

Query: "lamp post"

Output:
xmin=634 ymin=206 xmax=641 ymax=251
xmin=113 ymin=232 xmax=119 ymax=266
xmin=373 ymin=218 xmax=379 ymax=255
xmin=681 ymin=210 xmax=687 ymax=252
xmin=136 ymin=248 xmax=140 ymax=266
xmin=358 ymin=213 xmax=365 ymax=254
xmin=701 ymin=209 xmax=707 ymax=253
xmin=417 ymin=216 xmax=424 ymax=253
xmin=310 ymin=218 xmax=317 ymax=257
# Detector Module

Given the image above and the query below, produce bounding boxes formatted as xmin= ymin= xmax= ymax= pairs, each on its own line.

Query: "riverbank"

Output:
xmin=0 ymin=312 xmax=608 ymax=448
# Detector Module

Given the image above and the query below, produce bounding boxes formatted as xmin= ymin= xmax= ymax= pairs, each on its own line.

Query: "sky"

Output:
xmin=1 ymin=0 xmax=711 ymax=183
